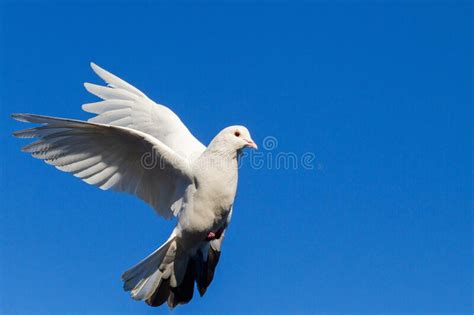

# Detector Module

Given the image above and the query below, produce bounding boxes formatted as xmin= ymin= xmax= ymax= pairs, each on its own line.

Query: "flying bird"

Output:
xmin=12 ymin=63 xmax=257 ymax=308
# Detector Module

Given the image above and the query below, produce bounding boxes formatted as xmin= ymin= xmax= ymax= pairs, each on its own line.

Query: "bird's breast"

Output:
xmin=181 ymin=178 xmax=236 ymax=234
xmin=183 ymin=155 xmax=238 ymax=233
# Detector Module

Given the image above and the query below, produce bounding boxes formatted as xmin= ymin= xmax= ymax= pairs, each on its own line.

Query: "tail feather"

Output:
xmin=147 ymin=278 xmax=171 ymax=307
xmin=122 ymin=236 xmax=174 ymax=293
xmin=168 ymin=259 xmax=197 ymax=307
xmin=132 ymin=268 xmax=171 ymax=301
xmin=122 ymin=234 xmax=224 ymax=308
xmin=196 ymin=242 xmax=221 ymax=296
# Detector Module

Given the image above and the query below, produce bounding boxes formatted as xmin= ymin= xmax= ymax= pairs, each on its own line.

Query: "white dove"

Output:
xmin=12 ymin=63 xmax=257 ymax=308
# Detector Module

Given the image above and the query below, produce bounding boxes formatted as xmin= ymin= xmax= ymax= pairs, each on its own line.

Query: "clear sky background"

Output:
xmin=0 ymin=2 xmax=472 ymax=315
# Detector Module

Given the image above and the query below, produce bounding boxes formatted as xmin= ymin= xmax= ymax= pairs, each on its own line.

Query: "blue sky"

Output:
xmin=0 ymin=2 xmax=472 ymax=314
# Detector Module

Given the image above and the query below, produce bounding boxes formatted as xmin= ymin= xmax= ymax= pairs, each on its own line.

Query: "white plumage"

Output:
xmin=12 ymin=63 xmax=257 ymax=308
xmin=83 ymin=63 xmax=206 ymax=162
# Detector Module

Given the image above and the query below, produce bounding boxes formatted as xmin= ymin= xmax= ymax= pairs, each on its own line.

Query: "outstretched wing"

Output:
xmin=12 ymin=113 xmax=194 ymax=219
xmin=82 ymin=63 xmax=206 ymax=162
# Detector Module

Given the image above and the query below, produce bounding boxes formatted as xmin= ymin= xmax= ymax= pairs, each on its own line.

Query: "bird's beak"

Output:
xmin=245 ymin=139 xmax=258 ymax=149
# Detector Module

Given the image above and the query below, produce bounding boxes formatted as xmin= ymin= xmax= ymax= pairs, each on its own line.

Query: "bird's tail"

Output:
xmin=122 ymin=233 xmax=222 ymax=308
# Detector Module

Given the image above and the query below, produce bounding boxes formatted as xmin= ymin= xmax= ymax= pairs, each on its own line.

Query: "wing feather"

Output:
xmin=12 ymin=113 xmax=193 ymax=219
xmin=83 ymin=63 xmax=206 ymax=162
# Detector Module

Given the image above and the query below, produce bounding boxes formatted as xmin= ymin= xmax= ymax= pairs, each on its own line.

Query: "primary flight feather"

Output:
xmin=12 ymin=63 xmax=257 ymax=308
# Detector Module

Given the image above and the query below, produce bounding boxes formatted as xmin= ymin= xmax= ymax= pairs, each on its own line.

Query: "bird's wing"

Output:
xmin=12 ymin=113 xmax=194 ymax=220
xmin=82 ymin=63 xmax=206 ymax=162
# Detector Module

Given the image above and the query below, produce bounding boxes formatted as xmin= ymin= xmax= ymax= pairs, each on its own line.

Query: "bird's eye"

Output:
xmin=234 ymin=131 xmax=240 ymax=137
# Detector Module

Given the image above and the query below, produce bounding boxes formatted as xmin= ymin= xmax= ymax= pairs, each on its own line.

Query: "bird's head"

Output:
xmin=209 ymin=125 xmax=257 ymax=153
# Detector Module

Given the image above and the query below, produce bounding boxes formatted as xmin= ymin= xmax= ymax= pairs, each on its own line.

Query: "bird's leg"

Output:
xmin=205 ymin=231 xmax=216 ymax=241
xmin=205 ymin=228 xmax=224 ymax=241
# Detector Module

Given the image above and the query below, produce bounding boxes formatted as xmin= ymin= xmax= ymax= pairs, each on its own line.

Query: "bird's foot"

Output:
xmin=205 ymin=231 xmax=216 ymax=241
xmin=205 ymin=229 xmax=223 ymax=241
